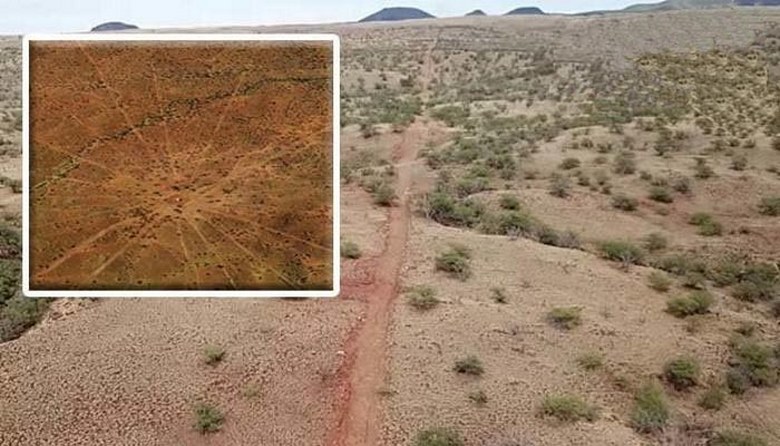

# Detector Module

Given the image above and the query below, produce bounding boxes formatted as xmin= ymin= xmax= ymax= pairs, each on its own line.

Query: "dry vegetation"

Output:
xmin=2 ymin=7 xmax=780 ymax=446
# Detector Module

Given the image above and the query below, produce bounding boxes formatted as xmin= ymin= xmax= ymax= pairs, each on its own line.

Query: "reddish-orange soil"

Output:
xmin=28 ymin=40 xmax=334 ymax=291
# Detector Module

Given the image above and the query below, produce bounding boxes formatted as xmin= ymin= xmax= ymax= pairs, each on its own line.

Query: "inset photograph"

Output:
xmin=23 ymin=34 xmax=339 ymax=297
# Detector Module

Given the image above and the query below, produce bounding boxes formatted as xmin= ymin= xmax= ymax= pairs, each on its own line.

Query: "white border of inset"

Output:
xmin=22 ymin=33 xmax=340 ymax=298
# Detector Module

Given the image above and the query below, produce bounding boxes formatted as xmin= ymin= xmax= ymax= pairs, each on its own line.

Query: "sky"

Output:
xmin=3 ymin=0 xmax=642 ymax=34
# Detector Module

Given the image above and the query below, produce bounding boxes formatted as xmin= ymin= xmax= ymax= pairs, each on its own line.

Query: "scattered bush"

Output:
xmin=202 ymin=345 xmax=225 ymax=365
xmin=541 ymin=394 xmax=598 ymax=422
xmin=549 ymin=174 xmax=572 ymax=198
xmin=559 ymin=157 xmax=581 ymax=170
xmin=454 ymin=355 xmax=484 ymax=376
xmin=547 ymin=307 xmax=582 ymax=330
xmin=413 ymin=428 xmax=464 ymax=446
xmin=372 ymin=182 xmax=396 ymax=206
xmin=689 ymin=212 xmax=723 ymax=236
xmin=731 ymin=155 xmax=748 ymax=171
xmin=757 ymin=197 xmax=780 ymax=216
xmin=671 ymin=175 xmax=692 ymax=194
xmin=613 ymin=152 xmax=637 ymax=175
xmin=663 ymin=357 xmax=700 ymax=390
xmin=498 ymin=194 xmax=520 ymax=210
xmin=577 ymin=352 xmax=605 ymax=371
xmin=598 ymin=240 xmax=645 ymax=266
xmin=666 ymin=291 xmax=713 ymax=318
xmin=630 ymin=382 xmax=670 ymax=433
xmin=407 ymin=286 xmax=440 ymax=310
xmin=341 ymin=240 xmax=362 ymax=259
xmin=731 ymin=263 xmax=778 ymax=302
xmin=727 ymin=339 xmax=779 ymax=389
xmin=693 ymin=158 xmax=715 ymax=179
xmin=194 ymin=403 xmax=224 ymax=434
xmin=435 ymin=244 xmax=472 ymax=281
xmin=648 ymin=271 xmax=673 ymax=292
xmin=710 ymin=431 xmax=768 ymax=446
xmin=698 ymin=386 xmax=726 ymax=410
xmin=612 ymin=194 xmax=638 ymax=211
xmin=644 ymin=233 xmax=669 ymax=252
xmin=648 ymin=186 xmax=674 ymax=203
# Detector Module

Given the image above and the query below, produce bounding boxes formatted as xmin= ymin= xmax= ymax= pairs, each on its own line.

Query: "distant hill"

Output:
xmin=622 ymin=0 xmax=780 ymax=12
xmin=90 ymin=21 xmax=139 ymax=32
xmin=465 ymin=9 xmax=487 ymax=16
xmin=359 ymin=7 xmax=435 ymax=22
xmin=505 ymin=6 xmax=545 ymax=15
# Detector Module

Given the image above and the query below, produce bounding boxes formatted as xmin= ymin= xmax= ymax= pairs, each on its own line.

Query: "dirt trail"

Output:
xmin=326 ymin=35 xmax=438 ymax=446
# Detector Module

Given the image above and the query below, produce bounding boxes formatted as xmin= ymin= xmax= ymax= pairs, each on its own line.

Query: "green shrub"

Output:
xmin=644 ymin=233 xmax=668 ymax=252
xmin=630 ymin=382 xmax=670 ymax=433
xmin=689 ymin=212 xmax=723 ymax=236
xmin=547 ymin=307 xmax=582 ymax=330
xmin=0 ymin=296 xmax=50 ymax=342
xmin=663 ymin=357 xmax=700 ymax=390
xmin=560 ymin=157 xmax=581 ymax=170
xmin=648 ymin=271 xmax=673 ymax=292
xmin=648 ymin=186 xmax=674 ymax=203
xmin=698 ymin=386 xmax=726 ymax=410
xmin=203 ymin=345 xmax=225 ymax=365
xmin=194 ymin=403 xmax=224 ymax=434
xmin=653 ymin=253 xmax=707 ymax=277
xmin=498 ymin=194 xmax=520 ymax=210
xmin=577 ymin=352 xmax=605 ymax=371
xmin=731 ymin=264 xmax=778 ymax=302
xmin=598 ymin=240 xmax=645 ymax=265
xmin=757 ymin=197 xmax=780 ymax=216
xmin=666 ymin=291 xmax=713 ymax=318
xmin=413 ymin=428 xmax=464 ymax=446
xmin=434 ymin=245 xmax=472 ymax=280
xmin=454 ymin=355 xmax=484 ymax=376
xmin=710 ymin=431 xmax=768 ymax=446
xmin=726 ymin=368 xmax=751 ymax=395
xmin=341 ymin=240 xmax=362 ymax=259
xmin=541 ymin=394 xmax=598 ymax=422
xmin=612 ymin=194 xmax=638 ymax=211
xmin=728 ymin=339 xmax=779 ymax=388
xmin=407 ymin=286 xmax=440 ymax=310
xmin=424 ymin=192 xmax=485 ymax=228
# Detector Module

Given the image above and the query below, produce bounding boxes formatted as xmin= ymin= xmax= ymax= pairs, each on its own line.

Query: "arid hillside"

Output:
xmin=1 ymin=7 xmax=780 ymax=446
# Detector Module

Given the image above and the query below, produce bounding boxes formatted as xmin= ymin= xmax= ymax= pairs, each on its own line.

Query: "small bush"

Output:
xmin=549 ymin=174 xmax=572 ymax=198
xmin=413 ymin=428 xmax=464 ymax=446
xmin=644 ymin=233 xmax=668 ymax=252
xmin=547 ymin=306 xmax=582 ymax=330
xmin=541 ymin=394 xmax=598 ymax=422
xmin=468 ymin=390 xmax=488 ymax=405
xmin=577 ymin=352 xmax=605 ymax=371
xmin=435 ymin=244 xmax=472 ymax=281
xmin=671 ymin=176 xmax=692 ymax=194
xmin=728 ymin=339 xmax=779 ymax=388
xmin=710 ymin=431 xmax=768 ymax=446
xmin=648 ymin=271 xmax=673 ymax=292
xmin=693 ymin=158 xmax=715 ymax=179
xmin=498 ymin=194 xmax=520 ymax=210
xmin=559 ymin=157 xmax=581 ymax=170
xmin=698 ymin=386 xmax=726 ymax=410
xmin=202 ymin=345 xmax=225 ymax=365
xmin=407 ymin=286 xmax=440 ymax=310
xmin=689 ymin=212 xmax=723 ymax=236
xmin=372 ymin=182 xmax=396 ymax=206
xmin=666 ymin=291 xmax=713 ymax=318
xmin=490 ymin=287 xmax=508 ymax=304
xmin=341 ymin=240 xmax=362 ymax=259
xmin=612 ymin=194 xmax=638 ymax=211
xmin=757 ymin=197 xmax=780 ymax=216
xmin=194 ymin=403 xmax=224 ymax=434
xmin=631 ymin=382 xmax=670 ymax=433
xmin=663 ymin=357 xmax=700 ymax=390
xmin=648 ymin=186 xmax=674 ymax=203
xmin=454 ymin=355 xmax=484 ymax=376
xmin=599 ymin=240 xmax=645 ymax=265
xmin=771 ymin=299 xmax=780 ymax=318
xmin=613 ymin=152 xmax=637 ymax=175
xmin=726 ymin=368 xmax=751 ymax=395
xmin=731 ymin=155 xmax=748 ymax=171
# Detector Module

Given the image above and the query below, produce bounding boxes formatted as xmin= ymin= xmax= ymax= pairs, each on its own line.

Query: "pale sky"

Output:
xmin=3 ymin=1 xmax=641 ymax=34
